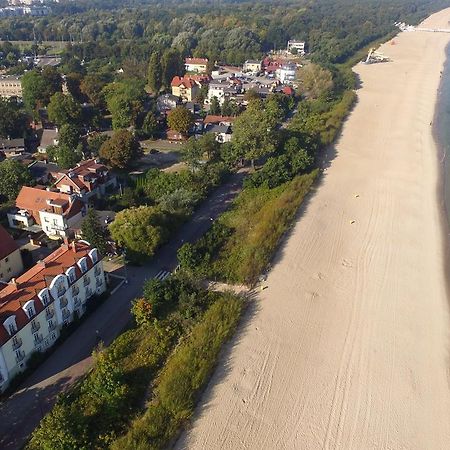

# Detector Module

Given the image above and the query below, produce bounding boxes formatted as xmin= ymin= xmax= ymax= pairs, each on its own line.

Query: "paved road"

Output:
xmin=0 ymin=169 xmax=247 ymax=450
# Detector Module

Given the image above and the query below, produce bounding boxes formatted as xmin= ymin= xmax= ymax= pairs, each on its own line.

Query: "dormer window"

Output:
xmin=66 ymin=267 xmax=76 ymax=284
xmin=77 ymin=257 xmax=88 ymax=274
xmin=23 ymin=300 xmax=36 ymax=319
xmin=3 ymin=316 xmax=18 ymax=336
xmin=88 ymin=248 xmax=99 ymax=264
xmin=8 ymin=323 xmax=16 ymax=335
xmin=38 ymin=288 xmax=50 ymax=307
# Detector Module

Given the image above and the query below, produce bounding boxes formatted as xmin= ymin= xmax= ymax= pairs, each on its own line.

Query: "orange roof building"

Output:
xmin=171 ymin=75 xmax=209 ymax=102
xmin=0 ymin=241 xmax=106 ymax=390
xmin=7 ymin=186 xmax=85 ymax=238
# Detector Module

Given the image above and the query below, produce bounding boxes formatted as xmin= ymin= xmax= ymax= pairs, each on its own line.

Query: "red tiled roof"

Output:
xmin=282 ymin=86 xmax=295 ymax=96
xmin=15 ymin=186 xmax=84 ymax=224
xmin=171 ymin=75 xmax=210 ymax=88
xmin=0 ymin=225 xmax=18 ymax=261
xmin=203 ymin=115 xmax=236 ymax=125
xmin=0 ymin=242 xmax=95 ymax=345
xmin=185 ymin=58 xmax=208 ymax=65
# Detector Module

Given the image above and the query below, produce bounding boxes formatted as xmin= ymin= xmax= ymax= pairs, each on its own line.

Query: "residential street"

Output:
xmin=0 ymin=169 xmax=247 ymax=450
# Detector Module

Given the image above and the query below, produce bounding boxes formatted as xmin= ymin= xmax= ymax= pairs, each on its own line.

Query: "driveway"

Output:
xmin=0 ymin=169 xmax=247 ymax=450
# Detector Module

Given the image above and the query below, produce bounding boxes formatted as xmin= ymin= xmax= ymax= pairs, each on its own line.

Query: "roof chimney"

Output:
xmin=37 ymin=259 xmax=46 ymax=268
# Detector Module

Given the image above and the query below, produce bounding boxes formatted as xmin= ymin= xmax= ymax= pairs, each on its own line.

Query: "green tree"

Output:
xmin=47 ymin=92 xmax=82 ymax=127
xmin=209 ymin=97 xmax=221 ymax=115
xmin=80 ymin=74 xmax=109 ymax=107
xmin=0 ymin=159 xmax=31 ymax=201
xmin=99 ymin=129 xmax=141 ymax=169
xmin=198 ymin=132 xmax=219 ymax=160
xmin=183 ymin=137 xmax=203 ymax=172
xmin=161 ymin=48 xmax=183 ymax=88
xmin=109 ymin=206 xmax=168 ymax=258
xmin=81 ymin=208 xmax=108 ymax=254
xmin=298 ymin=63 xmax=334 ymax=99
xmin=147 ymin=52 xmax=162 ymax=94
xmin=0 ymin=98 xmax=26 ymax=138
xmin=87 ymin=132 xmax=109 ymax=156
xmin=57 ymin=144 xmax=83 ymax=169
xmin=131 ymin=297 xmax=153 ymax=326
xmin=21 ymin=70 xmax=48 ymax=112
xmin=141 ymin=111 xmax=159 ymax=138
xmin=232 ymin=103 xmax=275 ymax=168
xmin=167 ymin=106 xmax=193 ymax=135
xmin=58 ymin=123 xmax=80 ymax=149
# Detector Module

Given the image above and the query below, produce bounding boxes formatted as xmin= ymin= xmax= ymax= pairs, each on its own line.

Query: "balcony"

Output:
xmin=31 ymin=322 xmax=41 ymax=333
xmin=96 ymin=277 xmax=103 ymax=287
xmin=62 ymin=308 xmax=70 ymax=321
xmin=12 ymin=337 xmax=22 ymax=350
xmin=74 ymin=297 xmax=81 ymax=308
xmin=60 ymin=297 xmax=68 ymax=309
xmin=48 ymin=321 xmax=56 ymax=332
xmin=94 ymin=266 xmax=101 ymax=276
xmin=85 ymin=288 xmax=93 ymax=299
xmin=72 ymin=285 xmax=80 ymax=296
xmin=46 ymin=308 xmax=54 ymax=320
xmin=15 ymin=350 xmax=26 ymax=363
xmin=33 ymin=334 xmax=43 ymax=346
xmin=83 ymin=276 xmax=91 ymax=287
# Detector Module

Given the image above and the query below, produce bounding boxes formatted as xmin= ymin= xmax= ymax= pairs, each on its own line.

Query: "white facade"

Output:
xmin=0 ymin=247 xmax=106 ymax=391
xmin=287 ymin=40 xmax=306 ymax=55
xmin=39 ymin=205 xmax=83 ymax=238
xmin=276 ymin=63 xmax=297 ymax=83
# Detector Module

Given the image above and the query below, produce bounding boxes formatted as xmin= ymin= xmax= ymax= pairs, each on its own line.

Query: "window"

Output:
xmin=5 ymin=257 xmax=8 ymax=263
xmin=7 ymin=268 xmax=11 ymax=273
xmin=8 ymin=323 xmax=16 ymax=335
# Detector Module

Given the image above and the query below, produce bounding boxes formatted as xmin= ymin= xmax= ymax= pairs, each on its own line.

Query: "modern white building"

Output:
xmin=243 ymin=60 xmax=262 ymax=73
xmin=287 ymin=40 xmax=306 ymax=55
xmin=0 ymin=241 xmax=107 ymax=391
xmin=276 ymin=62 xmax=297 ymax=83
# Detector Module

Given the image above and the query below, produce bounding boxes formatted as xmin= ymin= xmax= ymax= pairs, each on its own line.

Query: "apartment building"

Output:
xmin=0 ymin=241 xmax=106 ymax=391
xmin=0 ymin=225 xmax=23 ymax=283
xmin=0 ymin=76 xmax=22 ymax=99
xmin=185 ymin=57 xmax=208 ymax=73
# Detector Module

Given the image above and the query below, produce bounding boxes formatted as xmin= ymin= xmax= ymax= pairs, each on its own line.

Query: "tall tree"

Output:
xmin=0 ymin=159 xmax=32 ymax=201
xmin=161 ymin=48 xmax=183 ymax=88
xmin=209 ymin=97 xmax=221 ymax=115
xmin=99 ymin=129 xmax=141 ymax=169
xmin=0 ymin=98 xmax=26 ymax=138
xmin=47 ymin=93 xmax=82 ymax=127
xmin=147 ymin=52 xmax=162 ymax=94
xmin=167 ymin=106 xmax=193 ymax=135
xmin=81 ymin=208 xmax=108 ymax=254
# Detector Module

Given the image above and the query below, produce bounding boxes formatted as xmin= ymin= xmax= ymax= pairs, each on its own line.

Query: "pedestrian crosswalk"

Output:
xmin=154 ymin=269 xmax=171 ymax=281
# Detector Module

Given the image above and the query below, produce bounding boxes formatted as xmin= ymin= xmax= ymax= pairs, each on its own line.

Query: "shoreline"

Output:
xmin=176 ymin=8 xmax=450 ymax=449
xmin=433 ymin=39 xmax=450 ymax=313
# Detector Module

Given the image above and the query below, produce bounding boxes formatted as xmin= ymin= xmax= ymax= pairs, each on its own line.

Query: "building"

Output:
xmin=276 ymin=62 xmax=297 ymax=83
xmin=156 ymin=94 xmax=180 ymax=113
xmin=0 ymin=225 xmax=23 ymax=283
xmin=171 ymin=76 xmax=201 ymax=102
xmin=287 ymin=40 xmax=306 ymax=55
xmin=8 ymin=186 xmax=85 ymax=238
xmin=0 ymin=76 xmax=22 ymax=99
xmin=206 ymin=80 xmax=242 ymax=106
xmin=37 ymin=128 xmax=59 ymax=154
xmin=0 ymin=138 xmax=25 ymax=157
xmin=204 ymin=124 xmax=232 ymax=143
xmin=243 ymin=60 xmax=262 ymax=73
xmin=0 ymin=241 xmax=107 ymax=391
xmin=185 ymin=57 xmax=208 ymax=73
xmin=50 ymin=159 xmax=117 ymax=202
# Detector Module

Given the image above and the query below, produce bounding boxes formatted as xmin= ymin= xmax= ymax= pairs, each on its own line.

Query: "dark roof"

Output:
xmin=28 ymin=161 xmax=61 ymax=181
xmin=0 ymin=138 xmax=25 ymax=150
xmin=0 ymin=225 xmax=19 ymax=260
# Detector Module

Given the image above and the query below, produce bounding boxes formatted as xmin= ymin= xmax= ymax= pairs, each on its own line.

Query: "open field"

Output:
xmin=176 ymin=8 xmax=450 ymax=450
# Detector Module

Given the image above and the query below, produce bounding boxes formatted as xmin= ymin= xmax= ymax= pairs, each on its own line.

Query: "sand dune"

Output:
xmin=175 ymin=9 xmax=450 ymax=449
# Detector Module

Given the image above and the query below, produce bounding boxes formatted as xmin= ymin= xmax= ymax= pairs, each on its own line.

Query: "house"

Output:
xmin=171 ymin=76 xmax=201 ymax=102
xmin=8 ymin=186 xmax=85 ymax=238
xmin=0 ymin=225 xmax=23 ymax=283
xmin=287 ymin=40 xmax=306 ymax=55
xmin=0 ymin=75 xmax=22 ymax=99
xmin=203 ymin=115 xmax=236 ymax=127
xmin=206 ymin=80 xmax=242 ymax=106
xmin=156 ymin=94 xmax=180 ymax=113
xmin=37 ymin=128 xmax=59 ymax=154
xmin=28 ymin=160 xmax=61 ymax=185
xmin=0 ymin=138 xmax=25 ymax=157
xmin=0 ymin=241 xmax=106 ymax=391
xmin=185 ymin=57 xmax=208 ymax=73
xmin=243 ymin=60 xmax=262 ymax=73
xmin=276 ymin=62 xmax=297 ymax=83
xmin=51 ymin=159 xmax=117 ymax=202
xmin=204 ymin=124 xmax=232 ymax=143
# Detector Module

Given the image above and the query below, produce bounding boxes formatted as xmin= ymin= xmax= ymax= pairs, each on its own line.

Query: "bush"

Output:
xmin=111 ymin=294 xmax=243 ymax=450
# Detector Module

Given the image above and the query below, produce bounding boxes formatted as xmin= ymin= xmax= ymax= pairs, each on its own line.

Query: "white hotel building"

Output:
xmin=0 ymin=241 xmax=107 ymax=391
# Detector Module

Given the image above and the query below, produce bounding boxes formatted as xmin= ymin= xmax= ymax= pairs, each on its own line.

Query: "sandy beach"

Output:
xmin=175 ymin=8 xmax=450 ymax=450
